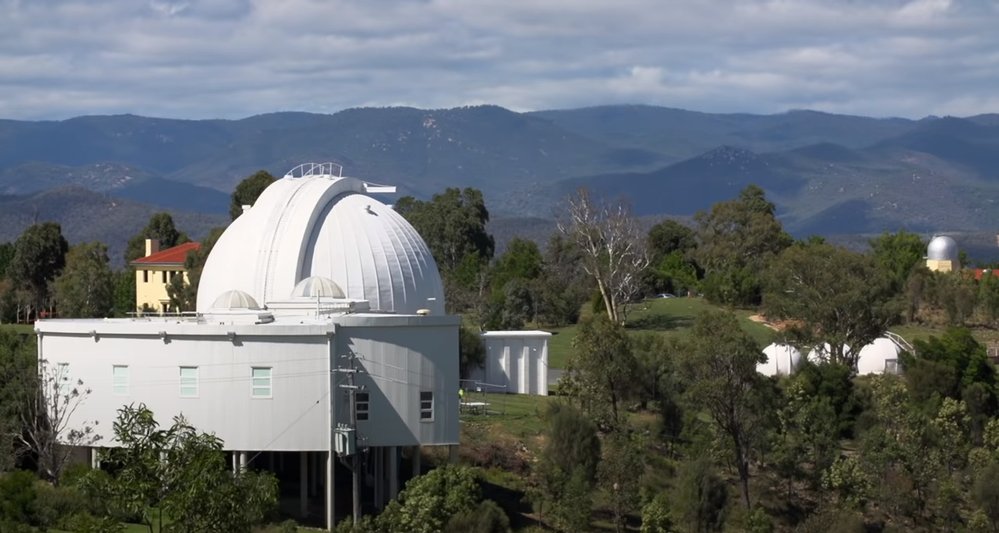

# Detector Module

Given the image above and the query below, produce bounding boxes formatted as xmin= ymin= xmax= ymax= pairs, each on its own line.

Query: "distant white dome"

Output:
xmin=856 ymin=337 xmax=903 ymax=375
xmin=927 ymin=235 xmax=958 ymax=261
xmin=807 ymin=343 xmax=851 ymax=365
xmin=210 ymin=290 xmax=261 ymax=311
xmin=292 ymin=276 xmax=345 ymax=299
xmin=758 ymin=343 xmax=801 ymax=377
xmin=197 ymin=169 xmax=445 ymax=315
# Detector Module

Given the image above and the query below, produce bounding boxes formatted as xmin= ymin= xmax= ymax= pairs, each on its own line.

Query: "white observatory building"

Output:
xmin=926 ymin=235 xmax=959 ymax=272
xmin=35 ymin=163 xmax=459 ymax=530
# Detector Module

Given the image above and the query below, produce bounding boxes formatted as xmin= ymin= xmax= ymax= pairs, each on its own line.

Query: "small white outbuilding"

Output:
xmin=856 ymin=337 xmax=905 ymax=375
xmin=468 ymin=331 xmax=550 ymax=395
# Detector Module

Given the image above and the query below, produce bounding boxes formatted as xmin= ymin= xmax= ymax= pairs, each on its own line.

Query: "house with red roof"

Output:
xmin=130 ymin=239 xmax=201 ymax=314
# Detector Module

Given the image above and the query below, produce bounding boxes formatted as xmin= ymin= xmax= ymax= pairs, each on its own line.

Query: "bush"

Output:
xmin=640 ymin=493 xmax=673 ymax=533
xmin=377 ymin=465 xmax=480 ymax=533
xmin=444 ymin=499 xmax=511 ymax=533
xmin=0 ymin=470 xmax=38 ymax=526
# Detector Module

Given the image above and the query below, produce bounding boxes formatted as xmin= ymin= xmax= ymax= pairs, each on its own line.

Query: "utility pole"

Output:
xmin=336 ymin=353 xmax=364 ymax=525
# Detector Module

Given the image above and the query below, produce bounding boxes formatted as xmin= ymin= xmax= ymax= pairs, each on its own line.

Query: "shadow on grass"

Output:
xmin=479 ymin=478 xmax=551 ymax=531
xmin=625 ymin=313 xmax=693 ymax=331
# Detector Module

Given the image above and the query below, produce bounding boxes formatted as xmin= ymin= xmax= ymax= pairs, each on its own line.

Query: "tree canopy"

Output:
xmin=124 ymin=212 xmax=189 ymax=264
xmin=229 ymin=170 xmax=276 ymax=221
xmin=7 ymin=222 xmax=69 ymax=317
xmin=53 ymin=242 xmax=114 ymax=318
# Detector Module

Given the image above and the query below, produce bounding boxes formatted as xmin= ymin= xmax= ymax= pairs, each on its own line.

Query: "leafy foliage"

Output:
xmin=123 ymin=212 xmax=189 ymax=264
xmin=53 ymin=242 xmax=114 ymax=318
xmin=377 ymin=464 xmax=480 ymax=533
xmin=7 ymin=222 xmax=68 ymax=318
xmin=567 ymin=314 xmax=638 ymax=426
xmin=229 ymin=170 xmax=276 ymax=221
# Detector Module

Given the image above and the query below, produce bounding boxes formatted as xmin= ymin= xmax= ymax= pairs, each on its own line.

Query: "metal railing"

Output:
xmin=284 ymin=162 xmax=343 ymax=179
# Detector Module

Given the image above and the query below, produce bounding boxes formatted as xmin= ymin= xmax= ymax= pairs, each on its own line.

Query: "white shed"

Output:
xmin=469 ymin=331 xmax=551 ymax=395
xmin=856 ymin=337 xmax=904 ymax=375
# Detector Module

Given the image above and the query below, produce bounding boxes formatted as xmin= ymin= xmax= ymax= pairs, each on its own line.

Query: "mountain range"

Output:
xmin=2 ymin=105 xmax=999 ymax=262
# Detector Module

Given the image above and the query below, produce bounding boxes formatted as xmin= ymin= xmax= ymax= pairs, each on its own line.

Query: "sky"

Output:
xmin=1 ymin=0 xmax=997 ymax=121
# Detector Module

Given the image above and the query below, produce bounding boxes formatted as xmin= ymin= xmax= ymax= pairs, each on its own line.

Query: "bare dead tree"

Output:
xmin=18 ymin=359 xmax=101 ymax=483
xmin=557 ymin=188 xmax=649 ymax=324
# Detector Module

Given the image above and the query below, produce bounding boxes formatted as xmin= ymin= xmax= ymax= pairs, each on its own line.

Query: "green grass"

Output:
xmin=0 ymin=323 xmax=34 ymax=334
xmin=461 ymin=391 xmax=552 ymax=440
xmin=545 ymin=297 xmax=777 ymax=370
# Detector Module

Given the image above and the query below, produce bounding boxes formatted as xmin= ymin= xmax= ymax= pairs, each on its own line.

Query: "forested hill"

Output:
xmin=2 ymin=105 xmax=999 ymax=241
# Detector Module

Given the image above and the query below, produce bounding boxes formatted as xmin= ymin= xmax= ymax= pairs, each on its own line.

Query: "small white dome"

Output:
xmin=927 ymin=235 xmax=958 ymax=261
xmin=292 ymin=276 xmax=345 ymax=299
xmin=856 ymin=337 xmax=903 ymax=375
xmin=210 ymin=290 xmax=261 ymax=311
xmin=758 ymin=343 xmax=801 ymax=377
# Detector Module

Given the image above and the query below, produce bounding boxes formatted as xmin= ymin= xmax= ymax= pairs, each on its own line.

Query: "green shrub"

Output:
xmin=444 ymin=499 xmax=511 ymax=533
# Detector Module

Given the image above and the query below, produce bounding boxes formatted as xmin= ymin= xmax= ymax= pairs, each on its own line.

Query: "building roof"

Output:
xmin=927 ymin=235 xmax=958 ymax=261
xmin=196 ymin=165 xmax=445 ymax=315
xmin=131 ymin=241 xmax=201 ymax=266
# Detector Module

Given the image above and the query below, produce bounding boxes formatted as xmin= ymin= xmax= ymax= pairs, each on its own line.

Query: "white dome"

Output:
xmin=927 ymin=235 xmax=958 ymax=261
xmin=210 ymin=290 xmax=261 ymax=311
xmin=758 ymin=343 xmax=801 ymax=377
xmin=856 ymin=337 xmax=903 ymax=375
xmin=292 ymin=276 xmax=345 ymax=299
xmin=197 ymin=171 xmax=445 ymax=315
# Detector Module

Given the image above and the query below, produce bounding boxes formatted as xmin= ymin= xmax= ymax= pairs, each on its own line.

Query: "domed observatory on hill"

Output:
xmin=757 ymin=343 xmax=801 ymax=377
xmin=926 ymin=235 xmax=959 ymax=273
xmin=35 ymin=163 xmax=458 ymax=530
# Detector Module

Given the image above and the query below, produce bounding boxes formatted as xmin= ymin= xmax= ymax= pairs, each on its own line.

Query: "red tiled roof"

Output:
xmin=131 ymin=242 xmax=201 ymax=266
xmin=972 ymin=268 xmax=999 ymax=281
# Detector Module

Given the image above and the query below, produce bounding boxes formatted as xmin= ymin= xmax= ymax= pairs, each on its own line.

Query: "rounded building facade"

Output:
xmin=197 ymin=168 xmax=445 ymax=315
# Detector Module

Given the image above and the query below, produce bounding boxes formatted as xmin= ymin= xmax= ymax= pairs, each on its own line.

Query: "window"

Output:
xmin=56 ymin=363 xmax=71 ymax=395
xmin=162 ymin=271 xmax=167 ymax=283
xmin=419 ymin=391 xmax=434 ymax=421
xmin=356 ymin=392 xmax=369 ymax=421
xmin=251 ymin=367 xmax=272 ymax=398
xmin=112 ymin=365 xmax=129 ymax=395
xmin=179 ymin=366 xmax=198 ymax=397
xmin=143 ymin=270 xmax=149 ymax=283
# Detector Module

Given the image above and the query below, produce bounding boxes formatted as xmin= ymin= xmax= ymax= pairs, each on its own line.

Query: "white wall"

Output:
xmin=470 ymin=331 xmax=549 ymax=395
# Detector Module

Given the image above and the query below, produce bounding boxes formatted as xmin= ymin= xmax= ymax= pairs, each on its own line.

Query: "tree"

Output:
xmin=762 ymin=241 xmax=898 ymax=367
xmin=534 ymin=402 xmax=600 ymax=532
xmin=84 ymin=404 xmax=278 ymax=532
xmin=378 ymin=464 xmax=480 ymax=533
xmin=167 ymin=226 xmax=224 ymax=312
xmin=396 ymin=188 xmax=494 ymax=312
xmin=7 ymin=222 xmax=69 ymax=320
xmin=678 ymin=310 xmax=769 ymax=509
xmin=19 ymin=359 xmax=101 ymax=483
xmin=230 ymin=170 xmax=276 ymax=221
xmin=53 ymin=242 xmax=114 ymax=318
xmin=0 ymin=241 xmax=14 ymax=279
xmin=671 ymin=458 xmax=728 ymax=533
xmin=557 ymin=188 xmax=649 ymax=323
xmin=599 ymin=432 xmax=644 ymax=533
xmin=640 ymin=493 xmax=674 ymax=533
xmin=903 ymin=327 xmax=997 ymax=419
xmin=869 ymin=230 xmax=925 ymax=293
xmin=0 ymin=330 xmax=36 ymax=471
xmin=111 ymin=270 xmax=137 ymax=317
xmin=124 ymin=212 xmax=189 ymax=264
xmin=535 ymin=234 xmax=591 ymax=327
xmin=694 ymin=185 xmax=790 ymax=307
xmin=567 ymin=314 xmax=638 ymax=427
xmin=459 ymin=325 xmax=485 ymax=379
xmin=490 ymin=238 xmax=543 ymax=294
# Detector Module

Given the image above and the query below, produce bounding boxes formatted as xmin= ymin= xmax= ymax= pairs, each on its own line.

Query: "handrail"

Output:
xmin=284 ymin=162 xmax=343 ymax=179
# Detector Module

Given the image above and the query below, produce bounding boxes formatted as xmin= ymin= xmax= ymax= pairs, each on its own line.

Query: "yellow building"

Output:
xmin=130 ymin=239 xmax=201 ymax=314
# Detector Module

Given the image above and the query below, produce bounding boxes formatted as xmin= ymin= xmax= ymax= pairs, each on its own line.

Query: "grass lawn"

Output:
xmin=544 ymin=297 xmax=776 ymax=370
xmin=460 ymin=391 xmax=551 ymax=441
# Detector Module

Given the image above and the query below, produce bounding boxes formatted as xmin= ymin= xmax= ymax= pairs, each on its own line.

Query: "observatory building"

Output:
xmin=35 ymin=163 xmax=459 ymax=530
xmin=926 ymin=235 xmax=959 ymax=272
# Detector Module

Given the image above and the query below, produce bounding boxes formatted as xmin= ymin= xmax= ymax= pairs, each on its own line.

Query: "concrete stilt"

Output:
xmin=326 ymin=451 xmax=335 ymax=531
xmin=300 ymin=452 xmax=309 ymax=518
xmin=231 ymin=452 xmax=238 ymax=474
xmin=448 ymin=444 xmax=458 ymax=464
xmin=412 ymin=445 xmax=421 ymax=477
xmin=239 ymin=451 xmax=248 ymax=472
xmin=388 ymin=446 xmax=399 ymax=501
xmin=90 ymin=447 xmax=99 ymax=469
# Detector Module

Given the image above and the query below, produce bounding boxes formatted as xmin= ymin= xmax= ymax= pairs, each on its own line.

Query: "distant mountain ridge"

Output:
xmin=2 ymin=105 xmax=999 ymax=253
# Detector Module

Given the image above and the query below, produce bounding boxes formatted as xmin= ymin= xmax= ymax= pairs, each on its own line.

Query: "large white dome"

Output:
xmin=197 ymin=169 xmax=445 ymax=315
xmin=927 ymin=235 xmax=958 ymax=261
xmin=758 ymin=343 xmax=801 ymax=377
xmin=856 ymin=337 xmax=903 ymax=375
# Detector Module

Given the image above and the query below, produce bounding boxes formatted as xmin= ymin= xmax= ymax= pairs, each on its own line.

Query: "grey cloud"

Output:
xmin=0 ymin=0 xmax=996 ymax=119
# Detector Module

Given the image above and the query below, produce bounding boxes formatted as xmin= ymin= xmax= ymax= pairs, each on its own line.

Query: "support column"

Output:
xmin=231 ymin=452 xmax=238 ymax=474
xmin=388 ymin=446 xmax=399 ymax=501
xmin=448 ymin=445 xmax=458 ymax=464
xmin=326 ymin=451 xmax=335 ymax=531
xmin=90 ymin=447 xmax=99 ymax=469
xmin=300 ymin=452 xmax=309 ymax=518
xmin=412 ymin=446 xmax=421 ymax=478
xmin=239 ymin=451 xmax=248 ymax=472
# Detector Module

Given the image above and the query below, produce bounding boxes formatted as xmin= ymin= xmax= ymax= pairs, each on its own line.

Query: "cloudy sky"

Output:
xmin=1 ymin=0 xmax=997 ymax=120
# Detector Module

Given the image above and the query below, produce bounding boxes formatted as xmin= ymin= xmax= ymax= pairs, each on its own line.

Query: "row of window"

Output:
xmin=57 ymin=363 xmax=435 ymax=420
xmin=140 ymin=270 xmax=182 ymax=284
xmin=109 ymin=364 xmax=271 ymax=398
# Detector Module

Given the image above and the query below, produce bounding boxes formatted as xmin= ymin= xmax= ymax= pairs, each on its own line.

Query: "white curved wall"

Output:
xmin=758 ymin=343 xmax=801 ymax=377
